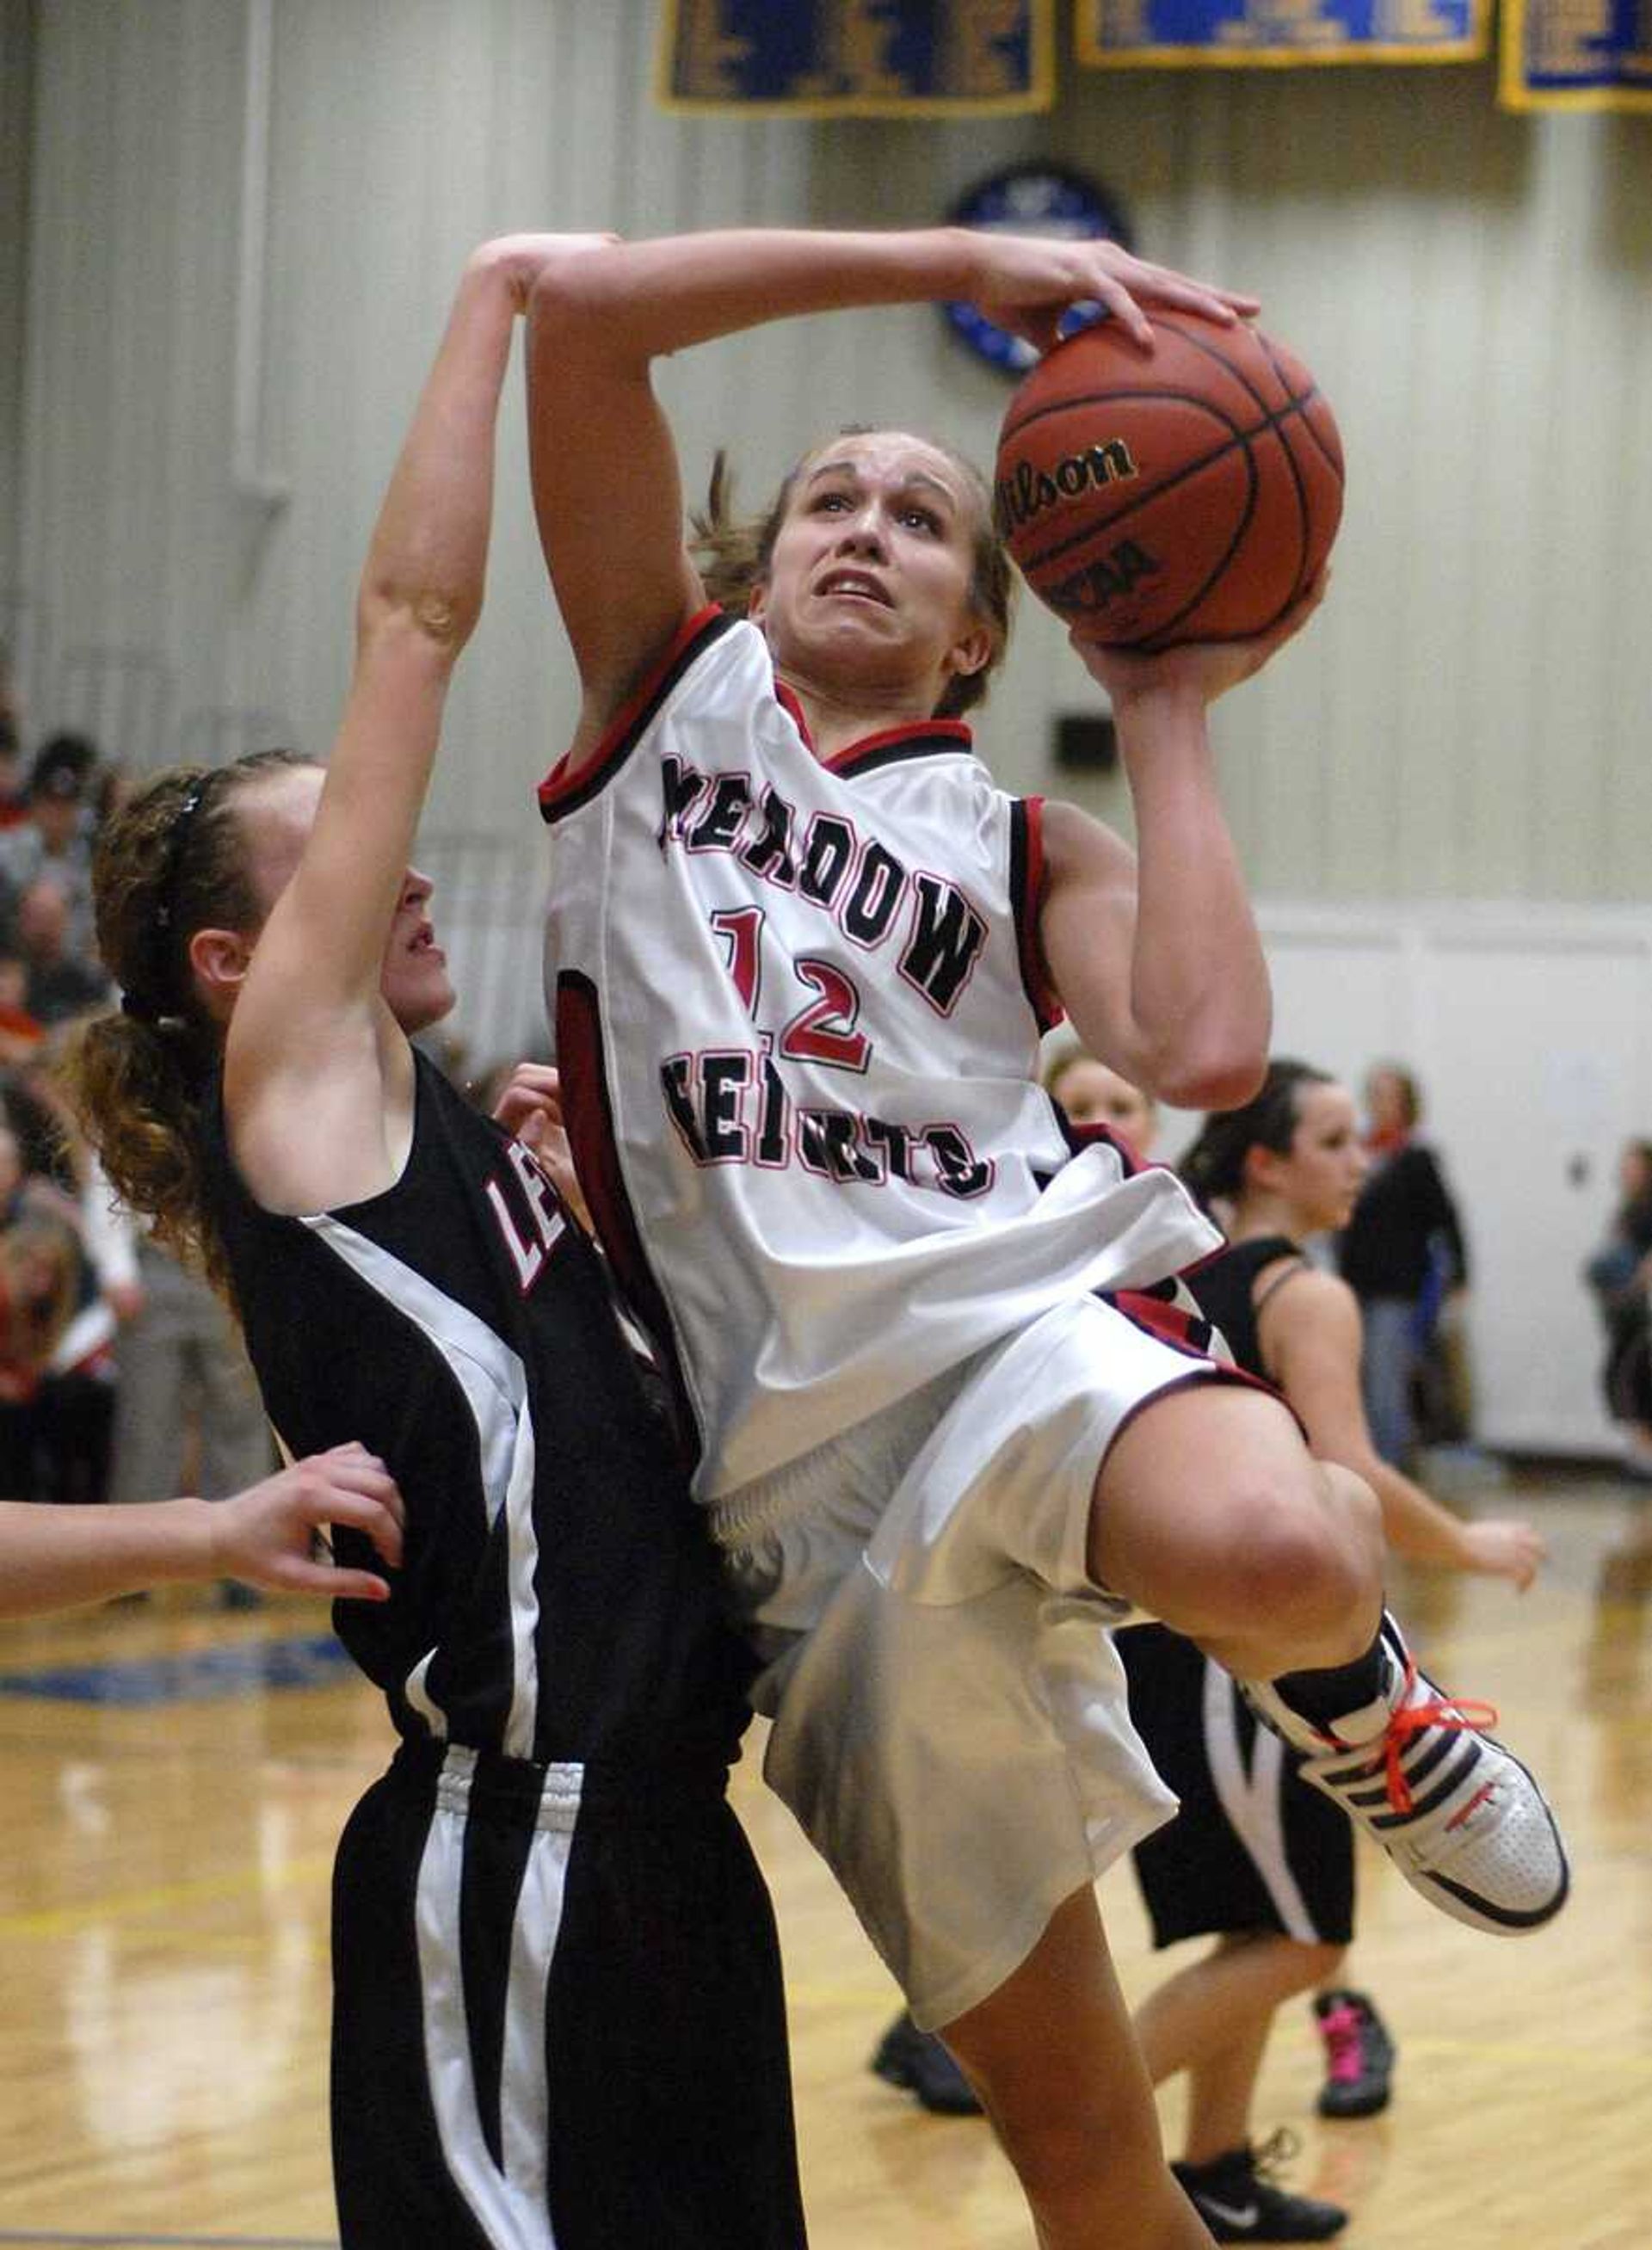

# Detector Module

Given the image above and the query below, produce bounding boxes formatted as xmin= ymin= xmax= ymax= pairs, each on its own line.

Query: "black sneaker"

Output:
xmin=870 ymin=2011 xmax=983 ymax=2116
xmin=1314 ymin=1988 xmax=1395 ymax=2118
xmin=1243 ymin=1612 xmax=1569 ymax=1937
xmin=1171 ymin=2132 xmax=1347 ymax=2242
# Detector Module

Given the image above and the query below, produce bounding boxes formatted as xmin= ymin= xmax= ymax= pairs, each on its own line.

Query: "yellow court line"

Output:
xmin=0 ymin=1856 xmax=334 ymax=1942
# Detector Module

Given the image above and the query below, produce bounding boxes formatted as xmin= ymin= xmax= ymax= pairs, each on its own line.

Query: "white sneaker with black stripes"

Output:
xmin=1244 ymin=1617 xmax=1569 ymax=1937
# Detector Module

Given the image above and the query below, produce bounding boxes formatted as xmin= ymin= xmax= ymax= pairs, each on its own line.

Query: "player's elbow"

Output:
xmin=354 ymin=583 xmax=475 ymax=669
xmin=525 ymin=240 xmax=636 ymax=360
xmin=1153 ymin=1038 xmax=1268 ymax=1113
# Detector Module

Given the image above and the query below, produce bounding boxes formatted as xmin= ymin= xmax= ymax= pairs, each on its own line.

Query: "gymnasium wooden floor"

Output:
xmin=0 ymin=1467 xmax=1644 ymax=2248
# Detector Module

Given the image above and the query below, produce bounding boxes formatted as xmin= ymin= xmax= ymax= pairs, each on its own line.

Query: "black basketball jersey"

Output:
xmin=1123 ymin=1226 xmax=1354 ymax=1951
xmin=200 ymin=1048 xmax=753 ymax=1772
xmin=1185 ymin=1233 xmax=1304 ymax=1382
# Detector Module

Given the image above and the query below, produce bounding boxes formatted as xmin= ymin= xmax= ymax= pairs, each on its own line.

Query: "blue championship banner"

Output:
xmin=656 ymin=0 xmax=1055 ymax=116
xmin=1075 ymin=0 xmax=1485 ymax=65
xmin=1499 ymin=0 xmax=1652 ymax=108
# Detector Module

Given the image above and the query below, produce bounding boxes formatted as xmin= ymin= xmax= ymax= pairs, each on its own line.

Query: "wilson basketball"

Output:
xmin=994 ymin=312 xmax=1344 ymax=649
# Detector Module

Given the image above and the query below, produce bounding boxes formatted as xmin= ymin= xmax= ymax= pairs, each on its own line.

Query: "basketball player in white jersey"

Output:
xmin=521 ymin=227 xmax=1568 ymax=2250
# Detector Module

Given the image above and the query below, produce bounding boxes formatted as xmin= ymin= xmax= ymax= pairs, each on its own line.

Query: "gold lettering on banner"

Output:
xmin=674 ymin=0 xmax=754 ymax=100
xmin=791 ymin=0 xmax=907 ymax=96
xmin=1089 ymin=0 xmax=1156 ymax=42
xmin=1372 ymin=0 xmax=1459 ymax=37
xmin=1526 ymin=0 xmax=1610 ymax=73
xmin=939 ymin=1 xmax=1027 ymax=94
xmin=1524 ymin=0 xmax=1652 ymax=77
xmin=1215 ymin=0 xmax=1350 ymax=48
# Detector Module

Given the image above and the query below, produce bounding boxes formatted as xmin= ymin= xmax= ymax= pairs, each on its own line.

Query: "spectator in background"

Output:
xmin=0 ymin=735 xmax=101 ymax=960
xmin=1336 ymin=1063 xmax=1468 ymax=1470
xmin=15 ymin=877 xmax=110 ymax=1027
xmin=0 ymin=716 xmax=28 ymax=830
xmin=1 ymin=1061 xmax=118 ymax=1507
xmin=100 ymin=1207 xmax=277 ymax=1607
xmin=93 ymin=758 xmax=135 ymax=832
xmin=1584 ymin=1139 xmax=1652 ymax=1491
xmin=0 ymin=1113 xmax=89 ymax=1496
xmin=1044 ymin=1044 xmax=1162 ymax=1157
xmin=0 ymin=944 xmax=45 ymax=1063
xmin=0 ymin=644 xmax=25 ymax=823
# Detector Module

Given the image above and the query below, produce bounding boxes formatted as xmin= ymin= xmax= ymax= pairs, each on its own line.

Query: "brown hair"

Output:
xmin=689 ymin=432 xmax=1016 ymax=720
xmin=55 ymin=749 xmax=317 ymax=1298
xmin=1177 ymin=1059 xmax=1335 ymax=1216
xmin=0 ymin=1205 xmax=83 ymax=1392
xmin=1367 ymin=1062 xmax=1421 ymax=1130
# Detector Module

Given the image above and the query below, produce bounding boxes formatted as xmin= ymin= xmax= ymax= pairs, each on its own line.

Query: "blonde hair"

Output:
xmin=689 ymin=433 xmax=1016 ymax=720
xmin=0 ymin=1206 xmax=82 ymax=1390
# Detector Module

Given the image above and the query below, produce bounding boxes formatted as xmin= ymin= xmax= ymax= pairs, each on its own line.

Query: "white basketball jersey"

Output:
xmin=539 ymin=610 xmax=1219 ymax=1499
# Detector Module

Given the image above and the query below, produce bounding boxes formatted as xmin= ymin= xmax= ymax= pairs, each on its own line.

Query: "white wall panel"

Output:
xmin=0 ymin=0 xmax=34 ymax=599
xmin=9 ymin=5 xmax=1652 ymax=874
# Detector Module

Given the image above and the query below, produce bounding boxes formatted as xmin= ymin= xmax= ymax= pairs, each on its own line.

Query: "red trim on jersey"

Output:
xmin=823 ymin=718 xmax=973 ymax=776
xmin=1111 ymin=1287 xmax=1211 ymax=1356
xmin=774 ymin=678 xmax=811 ymax=745
xmin=1106 ymin=1291 xmax=1300 ymax=1423
xmin=779 ymin=672 xmax=971 ymax=774
xmin=554 ymin=972 xmax=701 ymax=1476
xmin=1063 ymin=1115 xmax=1149 ymax=1178
xmin=538 ymin=604 xmax=729 ymax=817
xmin=1056 ymin=1115 xmax=1231 ymax=1283
xmin=1011 ymin=796 xmax=1063 ymax=1033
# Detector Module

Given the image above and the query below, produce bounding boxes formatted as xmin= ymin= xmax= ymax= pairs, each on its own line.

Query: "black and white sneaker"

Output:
xmin=870 ymin=2011 xmax=983 ymax=2116
xmin=1245 ymin=1617 xmax=1569 ymax=1938
xmin=1172 ymin=2133 xmax=1347 ymax=2242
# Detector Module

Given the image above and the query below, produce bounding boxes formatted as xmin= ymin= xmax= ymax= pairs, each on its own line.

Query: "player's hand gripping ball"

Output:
xmin=994 ymin=312 xmax=1344 ymax=649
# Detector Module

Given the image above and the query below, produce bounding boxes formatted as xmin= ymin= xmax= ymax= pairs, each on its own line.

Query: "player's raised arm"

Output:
xmin=1035 ymin=586 xmax=1327 ymax=1111
xmin=223 ymin=238 xmax=579 ymax=1211
xmin=523 ymin=227 xmax=1258 ymax=766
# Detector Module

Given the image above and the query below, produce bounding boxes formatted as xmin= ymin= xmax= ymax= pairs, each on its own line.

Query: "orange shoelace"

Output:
xmin=1378 ymin=1657 xmax=1500 ymax=1815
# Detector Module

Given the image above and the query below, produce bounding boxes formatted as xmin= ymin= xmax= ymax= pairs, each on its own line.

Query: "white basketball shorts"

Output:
xmin=711 ymin=1289 xmax=1218 ymax=2031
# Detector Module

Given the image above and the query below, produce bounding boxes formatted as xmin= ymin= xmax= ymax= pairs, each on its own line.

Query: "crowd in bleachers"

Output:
xmin=0 ymin=654 xmax=274 ymax=1566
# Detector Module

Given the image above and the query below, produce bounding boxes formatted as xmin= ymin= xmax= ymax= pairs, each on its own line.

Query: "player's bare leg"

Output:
xmin=1092 ymin=1384 xmax=1568 ymax=1935
xmin=942 ymin=1884 xmax=1215 ymax=2250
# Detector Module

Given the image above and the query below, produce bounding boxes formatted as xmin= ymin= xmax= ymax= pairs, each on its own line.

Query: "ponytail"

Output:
xmin=57 ymin=1004 xmax=224 ymax=1290
xmin=55 ymin=749 xmax=317 ymax=1301
xmin=1178 ymin=1059 xmax=1332 ymax=1216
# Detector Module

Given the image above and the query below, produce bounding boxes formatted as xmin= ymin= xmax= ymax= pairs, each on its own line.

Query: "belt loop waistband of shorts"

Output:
xmin=390 ymin=1735 xmax=732 ymax=1824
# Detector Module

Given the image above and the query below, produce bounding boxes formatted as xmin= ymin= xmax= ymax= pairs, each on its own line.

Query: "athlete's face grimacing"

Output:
xmin=751 ymin=432 xmax=994 ymax=718
xmin=1257 ymin=1081 xmax=1368 ymax=1236
xmin=238 ymin=765 xmax=455 ymax=1034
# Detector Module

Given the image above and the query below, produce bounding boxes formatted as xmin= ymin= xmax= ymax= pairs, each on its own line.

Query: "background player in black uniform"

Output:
xmin=61 ymin=237 xmax=806 ymax=2250
xmin=1119 ymin=1060 xmax=1544 ymax=2241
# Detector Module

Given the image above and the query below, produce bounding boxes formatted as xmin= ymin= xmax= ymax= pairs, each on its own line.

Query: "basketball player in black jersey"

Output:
xmin=1121 ymin=1061 xmax=1544 ymax=2241
xmin=62 ymin=238 xmax=806 ymax=2250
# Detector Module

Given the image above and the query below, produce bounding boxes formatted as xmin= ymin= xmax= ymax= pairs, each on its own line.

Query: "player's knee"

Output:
xmin=1292 ymin=1939 xmax=1348 ymax=1995
xmin=1213 ymin=1465 xmax=1378 ymax=1632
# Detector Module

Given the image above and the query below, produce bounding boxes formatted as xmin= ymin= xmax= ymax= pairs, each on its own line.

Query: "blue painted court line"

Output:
xmin=0 ymin=1632 xmax=355 ymax=1708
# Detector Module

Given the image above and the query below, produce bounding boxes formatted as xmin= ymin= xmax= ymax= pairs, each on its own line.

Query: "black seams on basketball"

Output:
xmin=994 ymin=312 xmax=1344 ymax=650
